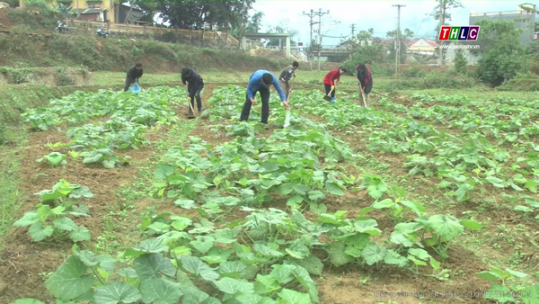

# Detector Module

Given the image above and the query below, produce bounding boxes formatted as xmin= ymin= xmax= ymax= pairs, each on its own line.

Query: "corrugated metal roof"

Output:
xmin=72 ymin=8 xmax=106 ymax=15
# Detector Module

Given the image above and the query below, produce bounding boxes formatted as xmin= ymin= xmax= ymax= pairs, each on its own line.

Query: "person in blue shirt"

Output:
xmin=240 ymin=70 xmax=290 ymax=126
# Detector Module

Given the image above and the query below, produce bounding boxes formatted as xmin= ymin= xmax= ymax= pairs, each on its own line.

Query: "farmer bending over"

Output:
xmin=240 ymin=70 xmax=290 ymax=127
xmin=124 ymin=63 xmax=143 ymax=92
xmin=279 ymin=61 xmax=299 ymax=100
xmin=181 ymin=68 xmax=205 ymax=115
xmin=357 ymin=63 xmax=373 ymax=107
xmin=323 ymin=67 xmax=347 ymax=103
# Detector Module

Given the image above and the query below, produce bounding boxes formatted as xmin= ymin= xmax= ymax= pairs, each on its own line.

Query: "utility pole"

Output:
xmin=316 ymin=8 xmax=330 ymax=72
xmin=302 ymin=9 xmax=316 ymax=68
xmin=350 ymin=24 xmax=356 ymax=36
xmin=392 ymin=4 xmax=405 ymax=78
xmin=438 ymin=0 xmax=444 ymax=66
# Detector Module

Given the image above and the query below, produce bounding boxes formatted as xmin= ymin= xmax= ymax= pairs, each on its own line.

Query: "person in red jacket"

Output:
xmin=323 ymin=67 xmax=347 ymax=103
xmin=356 ymin=63 xmax=373 ymax=107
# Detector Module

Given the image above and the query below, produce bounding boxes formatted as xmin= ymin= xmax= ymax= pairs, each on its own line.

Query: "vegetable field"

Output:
xmin=2 ymin=84 xmax=539 ymax=304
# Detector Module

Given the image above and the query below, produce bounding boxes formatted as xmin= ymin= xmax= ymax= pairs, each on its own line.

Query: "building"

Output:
xmin=469 ymin=3 xmax=538 ymax=46
xmin=407 ymin=39 xmax=439 ymax=55
xmin=19 ymin=0 xmax=150 ymax=24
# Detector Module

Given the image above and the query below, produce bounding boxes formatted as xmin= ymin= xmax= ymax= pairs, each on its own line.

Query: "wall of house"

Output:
xmin=469 ymin=11 xmax=535 ymax=46
xmin=20 ymin=0 xmax=116 ymax=23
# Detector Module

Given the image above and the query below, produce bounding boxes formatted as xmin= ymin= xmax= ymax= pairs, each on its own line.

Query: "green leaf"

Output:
xmin=522 ymin=283 xmax=539 ymax=304
xmin=181 ymin=255 xmax=219 ymax=281
xmin=485 ymin=176 xmax=505 ymax=188
xmin=484 ymin=284 xmax=513 ymax=303
xmin=29 ymin=222 xmax=54 ymax=242
xmin=291 ymin=266 xmax=318 ymax=303
xmin=255 ymin=274 xmax=281 ymax=295
xmin=505 ymin=268 xmax=528 ymax=278
xmin=361 ymin=243 xmax=387 ymax=265
xmin=94 ymin=281 xmax=141 ymax=304
xmin=325 ymin=181 xmax=344 ymax=196
xmin=214 ymin=277 xmax=255 ymax=295
xmin=170 ymin=216 xmax=193 ymax=231
xmin=383 ymin=250 xmax=408 ymax=267
xmin=408 ymin=248 xmax=431 ymax=260
xmin=218 ymin=261 xmax=247 ymax=278
xmin=53 ymin=217 xmax=78 ymax=231
xmin=214 ymin=227 xmax=241 ymax=244
xmin=372 ymin=199 xmax=394 ymax=209
xmin=103 ymin=160 xmax=116 ymax=169
xmin=400 ymin=200 xmax=426 ymax=215
xmin=190 ymin=236 xmax=215 ymax=254
xmin=44 ymin=256 xmax=94 ymax=301
xmin=13 ymin=212 xmax=40 ymax=227
xmin=69 ymin=226 xmax=91 ymax=242
xmin=460 ymin=219 xmax=482 ymax=230
xmin=328 ymin=242 xmax=353 ymax=267
xmin=140 ymin=278 xmax=182 ymax=304
xmin=133 ymin=253 xmax=176 ymax=282
xmin=354 ymin=219 xmax=381 ymax=235
xmin=11 ymin=299 xmax=45 ymax=304
xmin=292 ymin=254 xmax=324 ymax=275
xmin=124 ymin=238 xmax=169 ymax=257
xmin=427 ymin=214 xmax=464 ymax=242
xmin=476 ymin=271 xmax=501 ymax=281
xmin=254 ymin=243 xmax=284 ymax=258
xmin=277 ymin=289 xmax=312 ymax=304
xmin=367 ymin=181 xmax=387 ymax=200
xmin=174 ymin=198 xmax=197 ymax=209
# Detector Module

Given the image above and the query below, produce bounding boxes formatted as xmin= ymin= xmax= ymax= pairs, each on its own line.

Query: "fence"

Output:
xmin=68 ymin=19 xmax=241 ymax=50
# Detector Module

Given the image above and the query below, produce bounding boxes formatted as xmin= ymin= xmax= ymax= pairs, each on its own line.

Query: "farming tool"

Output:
xmin=358 ymin=81 xmax=367 ymax=107
xmin=186 ymin=96 xmax=197 ymax=119
xmin=323 ymin=84 xmax=335 ymax=102
xmin=284 ymin=88 xmax=292 ymax=128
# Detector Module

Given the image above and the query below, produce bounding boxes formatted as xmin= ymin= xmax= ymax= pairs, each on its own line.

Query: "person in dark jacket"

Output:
xmin=240 ymin=70 xmax=289 ymax=127
xmin=356 ymin=63 xmax=373 ymax=107
xmin=181 ymin=68 xmax=205 ymax=115
xmin=124 ymin=63 xmax=143 ymax=92
xmin=278 ymin=61 xmax=299 ymax=100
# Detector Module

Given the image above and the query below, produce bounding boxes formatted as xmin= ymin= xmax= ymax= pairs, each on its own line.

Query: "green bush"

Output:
xmin=401 ymin=66 xmax=427 ymax=78
xmin=142 ymin=42 xmax=178 ymax=62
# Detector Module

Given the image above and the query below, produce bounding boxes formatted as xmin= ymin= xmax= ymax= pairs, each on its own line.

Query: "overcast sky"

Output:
xmin=251 ymin=0 xmax=537 ymax=45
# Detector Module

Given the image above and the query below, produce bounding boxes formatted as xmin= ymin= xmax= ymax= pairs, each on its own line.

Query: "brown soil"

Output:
xmin=1 ymin=84 xmax=537 ymax=304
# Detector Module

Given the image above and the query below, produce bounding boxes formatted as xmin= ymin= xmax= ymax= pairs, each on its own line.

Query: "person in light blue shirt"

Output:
xmin=240 ymin=70 xmax=291 ymax=126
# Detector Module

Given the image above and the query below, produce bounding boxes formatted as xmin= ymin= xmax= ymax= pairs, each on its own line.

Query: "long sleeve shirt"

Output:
xmin=182 ymin=70 xmax=204 ymax=95
xmin=126 ymin=66 xmax=143 ymax=80
xmin=279 ymin=65 xmax=295 ymax=83
xmin=247 ymin=70 xmax=287 ymax=102
xmin=323 ymin=69 xmax=340 ymax=86
xmin=357 ymin=65 xmax=372 ymax=88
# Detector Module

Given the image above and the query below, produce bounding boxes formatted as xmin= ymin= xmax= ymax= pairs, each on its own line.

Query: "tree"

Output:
xmin=265 ymin=21 xmax=299 ymax=47
xmin=152 ymin=1 xmax=254 ymax=30
xmin=431 ymin=0 xmax=464 ymax=64
xmin=343 ymin=29 xmax=387 ymax=73
xmin=229 ymin=10 xmax=264 ymax=46
xmin=386 ymin=28 xmax=414 ymax=64
xmin=470 ymin=19 xmax=524 ymax=86
xmin=453 ymin=49 xmax=467 ymax=75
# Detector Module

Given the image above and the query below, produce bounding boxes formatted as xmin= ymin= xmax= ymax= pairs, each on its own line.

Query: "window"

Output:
xmin=88 ymin=4 xmax=101 ymax=9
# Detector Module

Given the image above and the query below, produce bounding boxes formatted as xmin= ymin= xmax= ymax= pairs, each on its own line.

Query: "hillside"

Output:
xmin=0 ymin=7 xmax=291 ymax=73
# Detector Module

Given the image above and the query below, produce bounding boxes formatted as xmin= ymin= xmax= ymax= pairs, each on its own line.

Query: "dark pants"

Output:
xmin=324 ymin=84 xmax=335 ymax=97
xmin=240 ymin=87 xmax=270 ymax=124
xmin=188 ymin=84 xmax=204 ymax=112
xmin=124 ymin=77 xmax=135 ymax=92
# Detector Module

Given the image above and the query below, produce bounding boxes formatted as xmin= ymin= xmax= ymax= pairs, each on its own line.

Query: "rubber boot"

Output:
xmin=331 ymin=97 xmax=336 ymax=104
